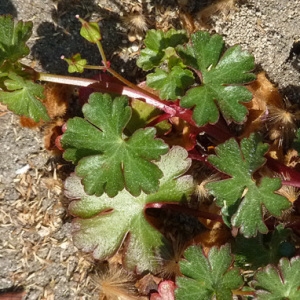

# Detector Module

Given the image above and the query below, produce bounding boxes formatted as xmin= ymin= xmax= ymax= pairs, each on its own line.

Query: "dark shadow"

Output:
xmin=31 ymin=0 xmax=224 ymax=82
xmin=31 ymin=0 xmax=150 ymax=80
xmin=145 ymin=205 xmax=204 ymax=240
xmin=30 ymin=0 xmax=202 ymax=82
xmin=32 ymin=0 xmax=111 ymax=76
xmin=288 ymin=40 xmax=300 ymax=73
xmin=0 ymin=0 xmax=17 ymax=17
xmin=281 ymin=85 xmax=300 ymax=105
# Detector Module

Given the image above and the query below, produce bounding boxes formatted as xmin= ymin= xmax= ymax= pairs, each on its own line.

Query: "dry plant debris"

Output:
xmin=0 ymin=113 xmax=98 ymax=299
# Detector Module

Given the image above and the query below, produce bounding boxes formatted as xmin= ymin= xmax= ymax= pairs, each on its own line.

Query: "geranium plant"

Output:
xmin=1 ymin=14 xmax=300 ymax=299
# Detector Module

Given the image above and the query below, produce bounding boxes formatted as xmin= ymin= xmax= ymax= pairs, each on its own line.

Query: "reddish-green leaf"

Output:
xmin=253 ymin=257 xmax=300 ymax=299
xmin=65 ymin=146 xmax=194 ymax=273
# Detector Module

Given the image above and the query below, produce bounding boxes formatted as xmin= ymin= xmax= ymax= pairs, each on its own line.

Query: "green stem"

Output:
xmin=107 ymin=67 xmax=145 ymax=92
xmin=96 ymin=40 xmax=107 ymax=66
xmin=84 ymin=65 xmax=106 ymax=70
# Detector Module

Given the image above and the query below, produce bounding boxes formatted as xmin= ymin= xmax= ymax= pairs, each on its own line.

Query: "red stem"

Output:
xmin=266 ymin=156 xmax=300 ymax=188
xmin=89 ymin=81 xmax=179 ymax=116
xmin=147 ymin=113 xmax=172 ymax=127
xmin=39 ymin=71 xmax=233 ymax=143
xmin=188 ymin=151 xmax=208 ymax=162
xmin=89 ymin=80 xmax=234 ymax=144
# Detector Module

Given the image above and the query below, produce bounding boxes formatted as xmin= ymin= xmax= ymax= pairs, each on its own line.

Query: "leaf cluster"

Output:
xmin=61 ymin=26 xmax=300 ymax=298
xmin=0 ymin=16 xmax=49 ymax=122
xmin=137 ymin=29 xmax=255 ymax=126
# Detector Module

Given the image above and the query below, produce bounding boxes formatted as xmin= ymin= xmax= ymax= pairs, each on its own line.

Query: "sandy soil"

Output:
xmin=0 ymin=0 xmax=299 ymax=299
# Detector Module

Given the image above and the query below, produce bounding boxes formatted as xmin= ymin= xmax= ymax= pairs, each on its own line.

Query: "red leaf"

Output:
xmin=150 ymin=280 xmax=175 ymax=300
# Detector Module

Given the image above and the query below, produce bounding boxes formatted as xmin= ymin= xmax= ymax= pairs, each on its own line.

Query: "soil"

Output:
xmin=0 ymin=0 xmax=299 ymax=299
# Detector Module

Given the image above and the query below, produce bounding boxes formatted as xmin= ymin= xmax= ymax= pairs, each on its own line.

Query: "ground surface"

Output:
xmin=0 ymin=0 xmax=299 ymax=299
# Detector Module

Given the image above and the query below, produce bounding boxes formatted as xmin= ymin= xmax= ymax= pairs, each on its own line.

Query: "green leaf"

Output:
xmin=0 ymin=72 xmax=49 ymax=122
xmin=178 ymin=31 xmax=256 ymax=126
xmin=146 ymin=66 xmax=194 ymax=100
xmin=125 ymin=99 xmax=171 ymax=135
xmin=234 ymin=224 xmax=295 ymax=270
xmin=176 ymin=244 xmax=243 ymax=300
xmin=206 ymin=134 xmax=290 ymax=237
xmin=61 ymin=93 xmax=169 ymax=197
xmin=0 ymin=15 xmax=32 ymax=66
xmin=65 ymin=146 xmax=194 ymax=273
xmin=253 ymin=257 xmax=300 ymax=299
xmin=63 ymin=53 xmax=87 ymax=73
xmin=137 ymin=29 xmax=188 ymax=71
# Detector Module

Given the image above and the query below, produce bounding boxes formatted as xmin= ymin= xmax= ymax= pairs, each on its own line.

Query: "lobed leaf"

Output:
xmin=0 ymin=15 xmax=32 ymax=66
xmin=146 ymin=66 xmax=194 ymax=100
xmin=175 ymin=244 xmax=243 ymax=300
xmin=65 ymin=146 xmax=194 ymax=273
xmin=63 ymin=53 xmax=87 ymax=73
xmin=253 ymin=257 xmax=300 ymax=299
xmin=206 ymin=134 xmax=290 ymax=237
xmin=137 ymin=29 xmax=188 ymax=71
xmin=0 ymin=72 xmax=49 ymax=122
xmin=178 ymin=31 xmax=256 ymax=126
xmin=61 ymin=93 xmax=169 ymax=197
